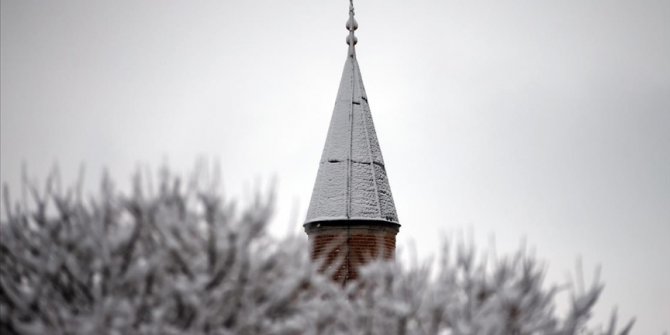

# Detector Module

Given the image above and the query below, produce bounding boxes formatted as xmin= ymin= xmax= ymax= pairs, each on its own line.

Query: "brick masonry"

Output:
xmin=305 ymin=223 xmax=399 ymax=284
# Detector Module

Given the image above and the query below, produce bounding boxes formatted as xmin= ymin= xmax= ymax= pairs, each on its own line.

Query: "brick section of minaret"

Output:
xmin=306 ymin=224 xmax=398 ymax=284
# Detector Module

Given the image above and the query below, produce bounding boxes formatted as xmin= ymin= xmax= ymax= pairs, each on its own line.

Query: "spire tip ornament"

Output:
xmin=346 ymin=0 xmax=358 ymax=56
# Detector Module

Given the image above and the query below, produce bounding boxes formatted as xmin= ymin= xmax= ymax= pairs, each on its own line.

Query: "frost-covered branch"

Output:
xmin=0 ymin=168 xmax=633 ymax=334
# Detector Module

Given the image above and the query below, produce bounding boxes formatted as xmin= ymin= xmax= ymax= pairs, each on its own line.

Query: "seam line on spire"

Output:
xmin=346 ymin=58 xmax=355 ymax=219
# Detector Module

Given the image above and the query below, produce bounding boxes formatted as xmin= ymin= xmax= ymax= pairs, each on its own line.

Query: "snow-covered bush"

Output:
xmin=1 ymin=168 xmax=633 ymax=334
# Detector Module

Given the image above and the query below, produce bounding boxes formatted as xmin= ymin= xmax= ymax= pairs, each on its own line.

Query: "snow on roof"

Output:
xmin=305 ymin=49 xmax=399 ymax=226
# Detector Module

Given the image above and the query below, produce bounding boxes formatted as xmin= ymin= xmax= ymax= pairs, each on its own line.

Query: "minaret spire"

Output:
xmin=346 ymin=0 xmax=358 ymax=57
xmin=305 ymin=1 xmax=399 ymax=284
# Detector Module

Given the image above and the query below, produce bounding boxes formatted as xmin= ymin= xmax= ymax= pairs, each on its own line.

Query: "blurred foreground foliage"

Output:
xmin=0 ymin=168 xmax=633 ymax=335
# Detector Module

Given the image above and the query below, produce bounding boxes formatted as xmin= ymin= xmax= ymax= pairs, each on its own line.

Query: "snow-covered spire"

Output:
xmin=305 ymin=1 xmax=399 ymax=228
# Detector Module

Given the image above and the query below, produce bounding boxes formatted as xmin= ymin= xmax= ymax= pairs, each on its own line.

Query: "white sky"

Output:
xmin=2 ymin=0 xmax=668 ymax=332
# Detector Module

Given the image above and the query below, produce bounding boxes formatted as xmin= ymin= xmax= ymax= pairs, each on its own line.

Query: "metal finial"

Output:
xmin=346 ymin=0 xmax=358 ymax=56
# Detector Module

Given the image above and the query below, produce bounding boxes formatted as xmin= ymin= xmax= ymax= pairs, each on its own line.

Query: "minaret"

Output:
xmin=305 ymin=1 xmax=400 ymax=284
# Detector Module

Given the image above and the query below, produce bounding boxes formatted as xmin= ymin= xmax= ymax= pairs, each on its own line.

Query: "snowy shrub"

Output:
xmin=1 ymin=168 xmax=633 ymax=334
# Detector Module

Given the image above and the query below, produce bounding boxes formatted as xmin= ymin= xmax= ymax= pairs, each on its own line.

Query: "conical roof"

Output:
xmin=305 ymin=7 xmax=398 ymax=226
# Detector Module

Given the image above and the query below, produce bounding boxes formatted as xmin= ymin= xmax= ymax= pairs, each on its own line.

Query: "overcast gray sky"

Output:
xmin=2 ymin=0 xmax=668 ymax=332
